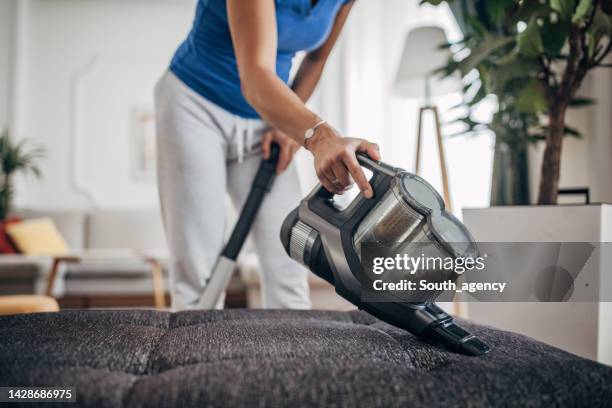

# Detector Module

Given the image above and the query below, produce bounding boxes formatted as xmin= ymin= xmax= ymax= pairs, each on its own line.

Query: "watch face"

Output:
xmin=305 ymin=129 xmax=314 ymax=139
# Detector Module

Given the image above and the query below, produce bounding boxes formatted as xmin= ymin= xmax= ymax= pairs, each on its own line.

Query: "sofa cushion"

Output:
xmin=86 ymin=210 xmax=166 ymax=251
xmin=1 ymin=309 xmax=611 ymax=407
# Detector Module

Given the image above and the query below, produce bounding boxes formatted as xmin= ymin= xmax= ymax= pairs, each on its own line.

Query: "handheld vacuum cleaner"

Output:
xmin=280 ymin=153 xmax=491 ymax=356
xmin=198 ymin=144 xmax=281 ymax=309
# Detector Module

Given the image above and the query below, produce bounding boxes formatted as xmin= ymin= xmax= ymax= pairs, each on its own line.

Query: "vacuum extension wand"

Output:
xmin=198 ymin=143 xmax=280 ymax=309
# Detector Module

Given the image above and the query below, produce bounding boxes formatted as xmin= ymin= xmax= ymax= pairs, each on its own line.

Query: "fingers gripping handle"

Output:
xmin=313 ymin=152 xmax=397 ymax=208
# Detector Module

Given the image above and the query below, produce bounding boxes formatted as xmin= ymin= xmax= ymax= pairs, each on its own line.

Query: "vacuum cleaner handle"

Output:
xmin=310 ymin=151 xmax=397 ymax=215
xmin=355 ymin=152 xmax=397 ymax=177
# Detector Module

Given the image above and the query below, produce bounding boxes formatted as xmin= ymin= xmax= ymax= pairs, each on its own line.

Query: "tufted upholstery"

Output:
xmin=1 ymin=309 xmax=611 ymax=407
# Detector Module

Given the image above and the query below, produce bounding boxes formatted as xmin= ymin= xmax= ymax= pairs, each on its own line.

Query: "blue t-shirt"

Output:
xmin=170 ymin=0 xmax=350 ymax=118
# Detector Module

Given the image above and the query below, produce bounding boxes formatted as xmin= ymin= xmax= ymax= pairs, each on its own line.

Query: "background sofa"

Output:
xmin=0 ymin=209 xmax=347 ymax=310
xmin=0 ymin=209 xmax=169 ymax=305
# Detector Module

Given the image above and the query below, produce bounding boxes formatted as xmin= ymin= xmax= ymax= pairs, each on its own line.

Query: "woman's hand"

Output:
xmin=306 ymin=124 xmax=380 ymax=198
xmin=262 ymin=128 xmax=300 ymax=174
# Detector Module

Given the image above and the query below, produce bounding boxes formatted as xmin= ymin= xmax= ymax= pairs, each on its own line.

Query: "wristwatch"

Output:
xmin=303 ymin=120 xmax=327 ymax=148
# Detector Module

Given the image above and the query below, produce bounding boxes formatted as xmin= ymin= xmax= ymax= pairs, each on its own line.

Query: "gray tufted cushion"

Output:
xmin=1 ymin=309 xmax=611 ymax=407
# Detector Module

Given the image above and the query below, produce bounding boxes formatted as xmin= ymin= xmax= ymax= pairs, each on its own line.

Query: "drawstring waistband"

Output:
xmin=235 ymin=116 xmax=255 ymax=163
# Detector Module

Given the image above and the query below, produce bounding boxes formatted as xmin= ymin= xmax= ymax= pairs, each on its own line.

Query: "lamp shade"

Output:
xmin=393 ymin=26 xmax=457 ymax=99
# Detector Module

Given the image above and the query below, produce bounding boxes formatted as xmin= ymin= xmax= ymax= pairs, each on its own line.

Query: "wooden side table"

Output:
xmin=141 ymin=256 xmax=167 ymax=309
xmin=45 ymin=251 xmax=167 ymax=309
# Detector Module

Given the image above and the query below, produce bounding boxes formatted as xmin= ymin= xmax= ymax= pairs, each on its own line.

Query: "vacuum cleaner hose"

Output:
xmin=222 ymin=143 xmax=280 ymax=260
xmin=198 ymin=143 xmax=281 ymax=309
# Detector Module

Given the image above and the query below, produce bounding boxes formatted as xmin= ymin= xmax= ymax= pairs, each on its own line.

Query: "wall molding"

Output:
xmin=9 ymin=0 xmax=30 ymax=139
xmin=71 ymin=55 xmax=100 ymax=208
xmin=71 ymin=54 xmax=165 ymax=208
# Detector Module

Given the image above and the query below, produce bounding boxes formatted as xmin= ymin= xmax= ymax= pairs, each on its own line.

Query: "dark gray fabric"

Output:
xmin=1 ymin=309 xmax=611 ymax=407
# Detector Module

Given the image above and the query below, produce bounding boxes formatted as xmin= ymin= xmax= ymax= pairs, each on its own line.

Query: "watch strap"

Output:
xmin=304 ymin=120 xmax=327 ymax=147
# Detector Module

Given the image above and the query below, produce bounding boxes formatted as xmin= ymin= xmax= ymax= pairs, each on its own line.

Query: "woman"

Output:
xmin=155 ymin=0 xmax=380 ymax=310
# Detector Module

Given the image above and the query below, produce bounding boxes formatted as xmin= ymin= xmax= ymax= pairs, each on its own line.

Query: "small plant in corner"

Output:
xmin=0 ymin=129 xmax=44 ymax=222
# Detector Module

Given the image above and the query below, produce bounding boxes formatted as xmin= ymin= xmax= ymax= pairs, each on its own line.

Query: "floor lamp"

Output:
xmin=393 ymin=26 xmax=457 ymax=212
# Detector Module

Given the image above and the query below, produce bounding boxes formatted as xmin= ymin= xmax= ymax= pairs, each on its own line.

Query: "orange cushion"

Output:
xmin=0 ymin=295 xmax=59 ymax=315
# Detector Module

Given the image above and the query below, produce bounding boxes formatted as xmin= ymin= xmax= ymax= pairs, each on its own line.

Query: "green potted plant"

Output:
xmin=425 ymin=0 xmax=611 ymax=204
xmin=0 ymin=129 xmax=44 ymax=222
xmin=431 ymin=0 xmax=538 ymax=205
xmin=422 ymin=0 xmax=612 ymax=363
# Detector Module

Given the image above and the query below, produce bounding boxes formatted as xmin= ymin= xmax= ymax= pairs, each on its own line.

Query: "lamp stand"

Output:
xmin=414 ymin=104 xmax=453 ymax=213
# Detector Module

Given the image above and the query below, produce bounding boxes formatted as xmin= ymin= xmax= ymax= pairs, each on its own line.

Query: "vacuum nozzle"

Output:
xmin=425 ymin=320 xmax=491 ymax=356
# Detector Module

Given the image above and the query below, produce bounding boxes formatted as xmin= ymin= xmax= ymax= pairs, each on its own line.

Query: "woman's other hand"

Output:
xmin=262 ymin=128 xmax=300 ymax=174
xmin=306 ymin=124 xmax=380 ymax=198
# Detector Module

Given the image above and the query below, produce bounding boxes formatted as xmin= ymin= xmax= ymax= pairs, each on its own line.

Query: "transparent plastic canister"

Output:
xmin=353 ymin=171 xmax=478 ymax=303
xmin=353 ymin=183 xmax=423 ymax=253
xmin=353 ymin=172 xmax=444 ymax=254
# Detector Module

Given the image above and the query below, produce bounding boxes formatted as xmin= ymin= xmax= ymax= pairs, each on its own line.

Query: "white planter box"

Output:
xmin=463 ymin=204 xmax=611 ymax=364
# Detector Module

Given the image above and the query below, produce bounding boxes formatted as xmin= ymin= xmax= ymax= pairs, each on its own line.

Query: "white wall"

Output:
xmin=587 ymin=65 xmax=612 ymax=203
xmin=323 ymin=0 xmax=494 ymax=214
xmin=4 ymin=0 xmax=611 ymax=211
xmin=9 ymin=0 xmax=196 ymax=210
xmin=0 ymin=0 xmax=14 ymax=130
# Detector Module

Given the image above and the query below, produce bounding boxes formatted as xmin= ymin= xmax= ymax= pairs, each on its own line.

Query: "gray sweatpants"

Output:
xmin=154 ymin=71 xmax=310 ymax=310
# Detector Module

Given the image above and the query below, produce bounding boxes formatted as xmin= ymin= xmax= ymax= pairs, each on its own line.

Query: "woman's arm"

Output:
xmin=261 ymin=2 xmax=353 ymax=174
xmin=227 ymin=0 xmax=379 ymax=197
xmin=291 ymin=1 xmax=354 ymax=102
